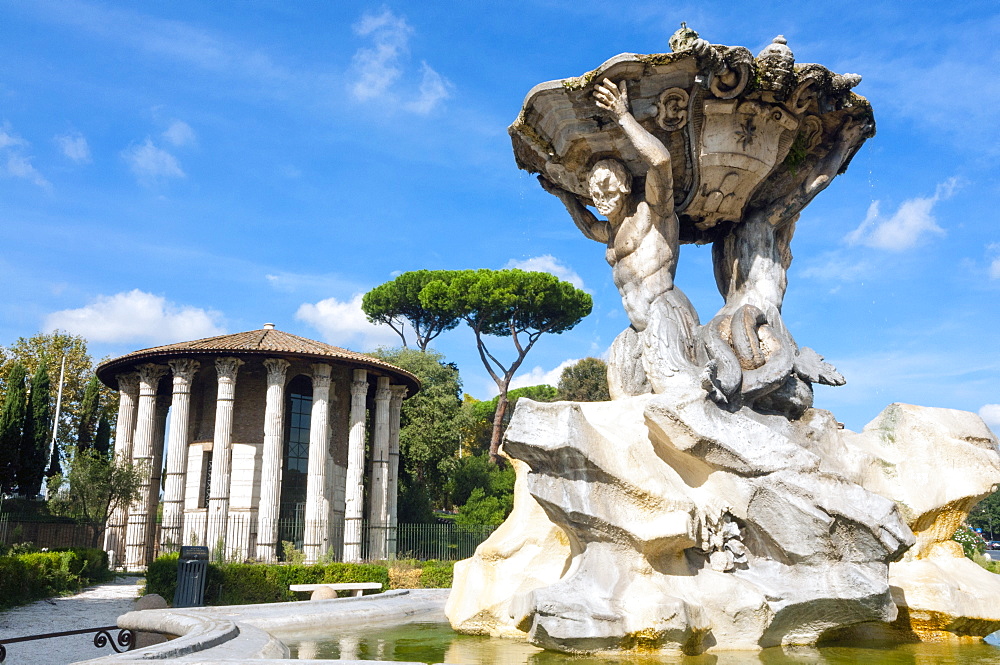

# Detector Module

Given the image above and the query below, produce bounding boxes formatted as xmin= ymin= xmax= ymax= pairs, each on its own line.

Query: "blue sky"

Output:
xmin=1 ymin=1 xmax=997 ymax=434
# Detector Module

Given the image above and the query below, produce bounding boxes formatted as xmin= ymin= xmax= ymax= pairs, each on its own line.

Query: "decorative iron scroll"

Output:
xmin=0 ymin=625 xmax=135 ymax=663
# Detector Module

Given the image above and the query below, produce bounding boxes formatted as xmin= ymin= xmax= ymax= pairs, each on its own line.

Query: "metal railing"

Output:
xmin=0 ymin=625 xmax=134 ymax=663
xmin=0 ymin=511 xmax=498 ymax=564
xmin=153 ymin=517 xmax=496 ymax=563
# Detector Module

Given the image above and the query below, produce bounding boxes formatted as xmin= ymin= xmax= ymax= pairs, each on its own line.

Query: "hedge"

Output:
xmin=144 ymin=556 xmax=455 ymax=606
xmin=0 ymin=548 xmax=111 ymax=610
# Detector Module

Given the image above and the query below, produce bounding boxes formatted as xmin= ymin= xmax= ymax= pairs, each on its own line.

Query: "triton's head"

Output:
xmin=588 ymin=159 xmax=631 ymax=218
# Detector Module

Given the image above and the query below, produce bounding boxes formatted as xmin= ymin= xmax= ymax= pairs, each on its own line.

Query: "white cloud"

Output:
xmin=296 ymin=293 xmax=404 ymax=350
xmin=988 ymin=244 xmax=1000 ymax=280
xmin=350 ymin=9 xmax=412 ymax=101
xmin=162 ymin=120 xmax=196 ymax=147
xmin=845 ymin=178 xmax=958 ymax=251
xmin=122 ymin=138 xmax=185 ymax=183
xmin=54 ymin=132 xmax=91 ymax=163
xmin=0 ymin=123 xmax=50 ymax=188
xmin=44 ymin=289 xmax=224 ymax=344
xmin=348 ymin=9 xmax=451 ymax=114
xmin=504 ymin=255 xmax=587 ymax=290
xmin=507 ymin=358 xmax=579 ymax=392
xmin=980 ymin=404 xmax=1000 ymax=428
xmin=405 ymin=62 xmax=451 ymax=115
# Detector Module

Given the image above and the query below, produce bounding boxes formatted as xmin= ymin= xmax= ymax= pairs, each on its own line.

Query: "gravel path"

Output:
xmin=0 ymin=577 xmax=142 ymax=665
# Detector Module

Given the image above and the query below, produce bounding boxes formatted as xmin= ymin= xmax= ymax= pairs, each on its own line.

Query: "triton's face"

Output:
xmin=588 ymin=160 xmax=630 ymax=219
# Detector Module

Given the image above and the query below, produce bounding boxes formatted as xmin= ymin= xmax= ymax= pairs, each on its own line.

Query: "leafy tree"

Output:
xmin=419 ymin=269 xmax=592 ymax=463
xmin=362 ymin=270 xmax=462 ymax=351
xmin=453 ymin=454 xmax=515 ymax=526
xmin=47 ymin=449 xmax=145 ymax=548
xmin=0 ymin=332 xmax=117 ymax=457
xmin=461 ymin=385 xmax=558 ymax=455
xmin=18 ymin=362 xmax=51 ymax=497
xmin=557 ymin=357 xmax=610 ymax=402
xmin=368 ymin=347 xmax=465 ymax=511
xmin=76 ymin=375 xmax=101 ymax=452
xmin=0 ymin=362 xmax=27 ymax=494
xmin=969 ymin=490 xmax=1000 ymax=541
xmin=94 ymin=413 xmax=112 ymax=458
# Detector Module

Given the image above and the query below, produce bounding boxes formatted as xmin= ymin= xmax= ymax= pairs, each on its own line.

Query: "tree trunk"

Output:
xmin=489 ymin=393 xmax=509 ymax=466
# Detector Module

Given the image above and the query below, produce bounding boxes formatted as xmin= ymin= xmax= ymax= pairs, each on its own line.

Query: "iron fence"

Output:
xmin=1 ymin=511 xmax=497 ymax=564
xmin=0 ymin=519 xmax=100 ymax=550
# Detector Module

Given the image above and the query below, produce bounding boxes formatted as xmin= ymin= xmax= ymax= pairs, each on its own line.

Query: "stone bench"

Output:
xmin=289 ymin=582 xmax=383 ymax=599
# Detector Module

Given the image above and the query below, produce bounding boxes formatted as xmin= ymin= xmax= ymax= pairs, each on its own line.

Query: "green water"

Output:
xmin=282 ymin=621 xmax=1000 ymax=664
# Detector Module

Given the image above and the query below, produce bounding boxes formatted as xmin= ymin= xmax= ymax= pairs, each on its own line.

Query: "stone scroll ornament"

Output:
xmin=446 ymin=26 xmax=1000 ymax=656
xmin=516 ymin=25 xmax=872 ymax=418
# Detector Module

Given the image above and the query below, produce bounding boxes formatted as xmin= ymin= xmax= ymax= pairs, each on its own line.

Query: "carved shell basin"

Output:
xmin=510 ymin=42 xmax=875 ymax=242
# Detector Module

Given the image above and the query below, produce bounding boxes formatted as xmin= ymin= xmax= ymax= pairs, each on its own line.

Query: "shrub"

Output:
xmin=144 ymin=556 xmax=394 ymax=606
xmin=0 ymin=547 xmax=110 ymax=610
xmin=418 ymin=559 xmax=454 ymax=588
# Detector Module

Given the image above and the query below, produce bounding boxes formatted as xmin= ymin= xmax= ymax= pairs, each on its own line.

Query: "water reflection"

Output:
xmin=280 ymin=622 xmax=1000 ymax=664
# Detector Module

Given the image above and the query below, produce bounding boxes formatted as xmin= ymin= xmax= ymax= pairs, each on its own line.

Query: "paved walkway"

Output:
xmin=0 ymin=577 xmax=142 ymax=665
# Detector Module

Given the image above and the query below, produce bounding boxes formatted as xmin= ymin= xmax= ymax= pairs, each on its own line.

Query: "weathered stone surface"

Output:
xmin=449 ymin=392 xmax=973 ymax=653
xmin=814 ymin=404 xmax=1000 ymax=641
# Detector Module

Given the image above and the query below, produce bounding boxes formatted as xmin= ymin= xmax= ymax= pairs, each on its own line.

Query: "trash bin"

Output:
xmin=173 ymin=545 xmax=209 ymax=608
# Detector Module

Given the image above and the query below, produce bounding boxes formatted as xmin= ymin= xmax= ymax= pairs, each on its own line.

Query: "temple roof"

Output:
xmin=96 ymin=325 xmax=420 ymax=394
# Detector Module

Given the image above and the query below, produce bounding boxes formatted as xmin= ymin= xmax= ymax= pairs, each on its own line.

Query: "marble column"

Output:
xmin=160 ymin=359 xmax=199 ymax=553
xmin=367 ymin=377 xmax=392 ymax=559
xmin=343 ymin=369 xmax=368 ymax=562
xmin=256 ymin=358 xmax=289 ymax=563
xmin=386 ymin=385 xmax=407 ymax=559
xmin=147 ymin=395 xmax=170 ymax=564
xmin=125 ymin=363 xmax=166 ymax=570
xmin=104 ymin=372 xmax=139 ymax=566
xmin=303 ymin=363 xmax=333 ymax=564
xmin=206 ymin=357 xmax=243 ymax=558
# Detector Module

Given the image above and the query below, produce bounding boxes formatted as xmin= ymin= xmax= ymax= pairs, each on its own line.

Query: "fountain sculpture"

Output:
xmin=446 ymin=27 xmax=1000 ymax=655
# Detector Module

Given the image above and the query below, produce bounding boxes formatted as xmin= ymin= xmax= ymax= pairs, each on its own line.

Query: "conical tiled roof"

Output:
xmin=96 ymin=326 xmax=420 ymax=393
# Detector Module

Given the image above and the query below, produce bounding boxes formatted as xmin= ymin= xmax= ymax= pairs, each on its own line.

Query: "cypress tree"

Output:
xmin=0 ymin=363 xmax=27 ymax=494
xmin=18 ymin=362 xmax=51 ymax=497
xmin=77 ymin=375 xmax=100 ymax=451
xmin=94 ymin=413 xmax=111 ymax=458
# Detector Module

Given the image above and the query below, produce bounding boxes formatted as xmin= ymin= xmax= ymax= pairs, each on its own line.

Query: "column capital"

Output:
xmin=168 ymin=358 xmax=199 ymax=389
xmin=117 ymin=372 xmax=140 ymax=397
xmin=311 ymin=362 xmax=332 ymax=390
xmin=215 ymin=356 xmax=244 ymax=383
xmin=389 ymin=384 xmax=407 ymax=407
xmin=351 ymin=369 xmax=368 ymax=398
xmin=263 ymin=358 xmax=291 ymax=385
xmin=136 ymin=364 xmax=167 ymax=395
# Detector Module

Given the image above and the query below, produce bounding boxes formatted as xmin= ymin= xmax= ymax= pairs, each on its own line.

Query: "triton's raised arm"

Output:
xmin=593 ymin=79 xmax=674 ymax=211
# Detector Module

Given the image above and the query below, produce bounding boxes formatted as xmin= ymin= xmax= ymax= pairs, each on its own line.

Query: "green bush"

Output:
xmin=144 ymin=556 xmax=393 ymax=606
xmin=418 ymin=559 xmax=454 ymax=588
xmin=0 ymin=547 xmax=110 ymax=610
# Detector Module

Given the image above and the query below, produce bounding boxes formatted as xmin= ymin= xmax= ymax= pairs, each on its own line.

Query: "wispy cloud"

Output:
xmin=845 ymin=178 xmax=958 ymax=251
xmin=44 ymin=289 xmax=224 ymax=343
xmin=980 ymin=404 xmax=1000 ymax=432
xmin=0 ymin=123 xmax=50 ymax=188
xmin=162 ymin=120 xmax=196 ymax=147
xmin=54 ymin=131 xmax=91 ymax=163
xmin=406 ymin=62 xmax=452 ymax=114
xmin=350 ymin=9 xmax=411 ymax=101
xmin=507 ymin=358 xmax=579 ymax=392
xmin=988 ymin=243 xmax=1000 ymax=280
xmin=798 ymin=250 xmax=871 ymax=286
xmin=504 ymin=255 xmax=587 ymax=290
xmin=122 ymin=138 xmax=184 ymax=184
xmin=296 ymin=293 xmax=403 ymax=351
xmin=348 ymin=9 xmax=451 ymax=114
